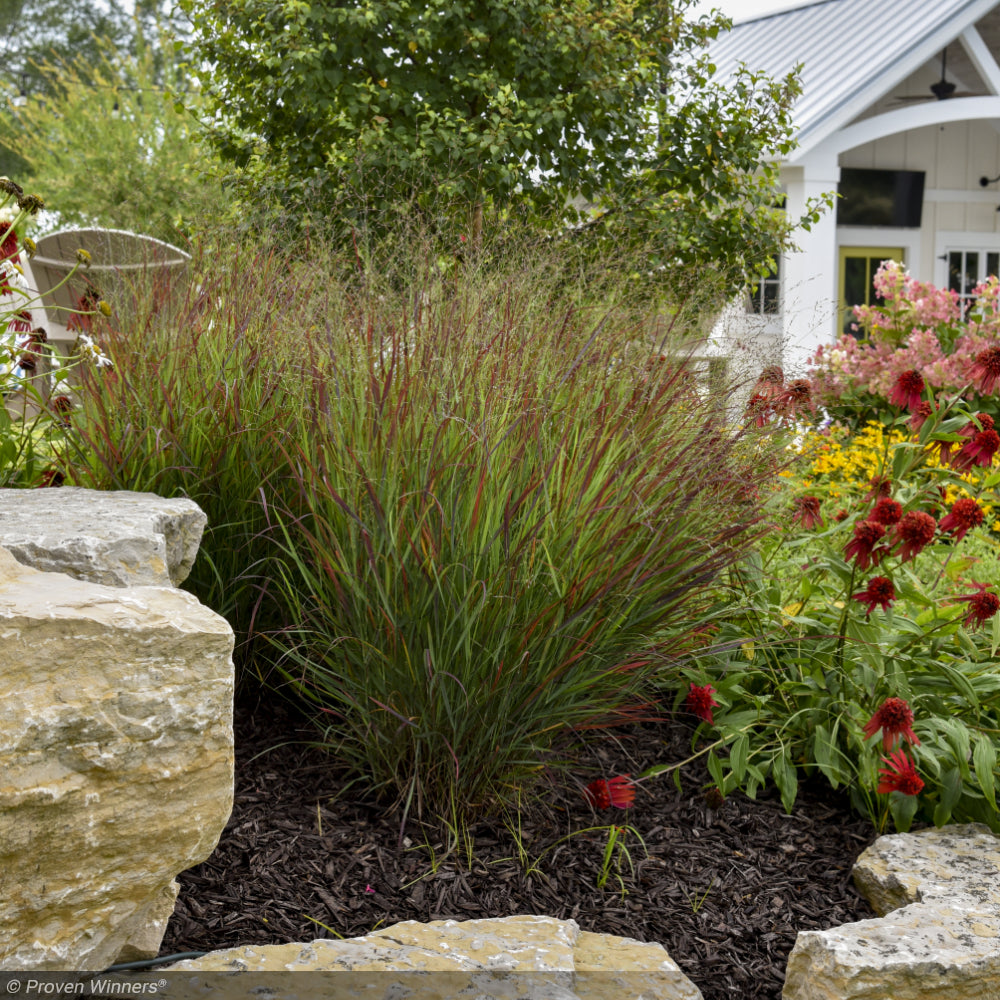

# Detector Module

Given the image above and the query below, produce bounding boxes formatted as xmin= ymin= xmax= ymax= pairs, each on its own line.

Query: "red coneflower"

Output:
xmin=852 ymin=576 xmax=896 ymax=616
xmin=869 ymin=497 xmax=902 ymax=526
xmin=908 ymin=400 xmax=934 ymax=433
xmin=954 ymin=583 xmax=1000 ymax=630
xmin=744 ymin=392 xmax=775 ymax=429
xmin=893 ymin=510 xmax=937 ymax=562
xmin=950 ymin=429 xmax=1000 ymax=472
xmin=834 ymin=508 xmax=849 ymax=523
xmin=938 ymin=498 xmax=985 ymax=542
xmin=584 ymin=775 xmax=636 ymax=809
xmin=863 ymin=697 xmax=920 ymax=750
xmin=685 ymin=683 xmax=719 ymax=725
xmin=888 ymin=369 xmax=925 ymax=411
xmin=877 ymin=750 xmax=924 ymax=796
xmin=755 ymin=365 xmax=785 ymax=395
xmin=969 ymin=346 xmax=1000 ymax=395
xmin=844 ymin=520 xmax=888 ymax=570
xmin=792 ymin=496 xmax=824 ymax=529
xmin=779 ymin=378 xmax=813 ymax=415
xmin=864 ymin=476 xmax=893 ymax=501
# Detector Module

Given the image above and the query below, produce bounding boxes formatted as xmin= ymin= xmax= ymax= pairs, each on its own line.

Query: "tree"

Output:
xmin=179 ymin=0 xmax=827 ymax=296
xmin=1 ymin=26 xmax=230 ymax=243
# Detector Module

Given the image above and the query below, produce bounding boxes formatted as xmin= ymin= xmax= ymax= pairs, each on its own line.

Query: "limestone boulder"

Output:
xmin=782 ymin=824 xmax=1000 ymax=999
xmin=0 ymin=546 xmax=235 ymax=971
xmin=0 ymin=487 xmax=206 ymax=587
xmin=166 ymin=915 xmax=704 ymax=998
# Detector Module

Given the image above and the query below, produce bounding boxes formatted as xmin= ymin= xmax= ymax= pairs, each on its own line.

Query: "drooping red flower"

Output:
xmin=755 ymin=366 xmax=784 ymax=396
xmin=792 ymin=496 xmax=824 ymax=529
xmin=877 ymin=750 xmax=924 ymax=796
xmin=685 ymin=683 xmax=719 ymax=725
xmin=844 ymin=520 xmax=888 ymax=570
xmin=888 ymin=369 xmax=925 ymax=412
xmin=950 ymin=429 xmax=1000 ymax=472
xmin=908 ymin=400 xmax=934 ymax=433
xmin=744 ymin=393 xmax=775 ymax=429
xmin=778 ymin=378 xmax=813 ymax=415
xmin=869 ymin=498 xmax=902 ymax=526
xmin=955 ymin=583 xmax=1000 ymax=631
xmin=584 ymin=775 xmax=635 ymax=809
xmin=834 ymin=508 xmax=849 ymax=523
xmin=35 ymin=468 xmax=65 ymax=489
xmin=893 ymin=510 xmax=937 ymax=562
xmin=864 ymin=476 xmax=892 ymax=501
xmin=852 ymin=576 xmax=896 ymax=616
xmin=938 ymin=498 xmax=985 ymax=542
xmin=863 ymin=697 xmax=920 ymax=750
xmin=969 ymin=346 xmax=1000 ymax=395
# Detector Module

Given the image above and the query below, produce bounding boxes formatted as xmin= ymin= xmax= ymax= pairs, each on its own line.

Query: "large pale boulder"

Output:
xmin=0 ymin=487 xmax=206 ymax=587
xmin=0 ymin=546 xmax=234 ymax=971
xmin=166 ymin=916 xmax=704 ymax=999
xmin=783 ymin=824 xmax=1000 ymax=999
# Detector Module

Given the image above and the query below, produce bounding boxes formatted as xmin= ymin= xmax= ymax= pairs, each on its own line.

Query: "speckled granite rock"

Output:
xmin=166 ymin=916 xmax=703 ymax=998
xmin=782 ymin=824 xmax=1000 ymax=999
xmin=0 ymin=487 xmax=205 ymax=587
xmin=0 ymin=546 xmax=234 ymax=971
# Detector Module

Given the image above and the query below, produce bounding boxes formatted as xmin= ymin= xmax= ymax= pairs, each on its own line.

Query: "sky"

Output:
xmin=687 ymin=0 xmax=810 ymax=23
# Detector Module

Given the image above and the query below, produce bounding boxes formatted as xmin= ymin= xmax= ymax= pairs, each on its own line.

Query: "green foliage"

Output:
xmin=177 ymin=0 xmax=825 ymax=298
xmin=63 ymin=230 xmax=781 ymax=828
xmin=3 ymin=26 xmax=229 ymax=243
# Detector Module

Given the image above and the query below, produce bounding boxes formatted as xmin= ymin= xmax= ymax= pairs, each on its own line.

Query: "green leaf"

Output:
xmin=707 ymin=750 xmax=725 ymax=790
xmin=772 ymin=748 xmax=798 ymax=813
xmin=974 ymin=736 xmax=997 ymax=811
xmin=729 ymin=733 xmax=749 ymax=782
xmin=891 ymin=791 xmax=921 ymax=832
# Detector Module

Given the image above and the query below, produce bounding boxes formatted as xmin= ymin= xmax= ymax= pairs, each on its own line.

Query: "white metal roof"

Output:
xmin=709 ymin=0 xmax=1000 ymax=158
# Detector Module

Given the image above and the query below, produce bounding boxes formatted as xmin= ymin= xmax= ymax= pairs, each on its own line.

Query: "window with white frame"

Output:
xmin=947 ymin=249 xmax=1000 ymax=312
xmin=747 ymin=259 xmax=780 ymax=315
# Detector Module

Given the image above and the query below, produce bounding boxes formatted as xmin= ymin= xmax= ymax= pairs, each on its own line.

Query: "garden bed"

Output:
xmin=160 ymin=696 xmax=878 ymax=999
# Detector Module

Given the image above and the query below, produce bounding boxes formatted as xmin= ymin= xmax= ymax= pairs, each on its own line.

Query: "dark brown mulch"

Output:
xmin=160 ymin=697 xmax=878 ymax=999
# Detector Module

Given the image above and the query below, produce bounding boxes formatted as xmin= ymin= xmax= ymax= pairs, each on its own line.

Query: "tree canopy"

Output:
xmin=178 ymin=0 xmax=826 ymax=295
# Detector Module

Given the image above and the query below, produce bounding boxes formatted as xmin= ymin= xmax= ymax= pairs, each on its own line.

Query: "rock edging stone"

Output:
xmin=0 ymin=486 xmax=206 ymax=588
xmin=166 ymin=915 xmax=705 ymax=999
xmin=0 ymin=488 xmax=233 ymax=973
xmin=783 ymin=824 xmax=1000 ymax=999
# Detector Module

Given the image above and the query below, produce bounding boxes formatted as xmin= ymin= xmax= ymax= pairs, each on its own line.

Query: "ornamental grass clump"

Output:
xmin=60 ymin=229 xmax=779 ymax=827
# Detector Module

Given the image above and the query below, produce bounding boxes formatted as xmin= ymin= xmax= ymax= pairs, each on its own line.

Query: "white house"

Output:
xmin=709 ymin=0 xmax=1000 ymax=372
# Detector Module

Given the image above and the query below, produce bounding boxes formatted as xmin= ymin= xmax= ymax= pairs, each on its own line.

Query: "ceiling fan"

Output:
xmin=893 ymin=47 xmax=988 ymax=102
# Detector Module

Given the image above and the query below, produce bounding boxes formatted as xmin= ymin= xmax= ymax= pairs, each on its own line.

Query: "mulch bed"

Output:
xmin=160 ymin=696 xmax=878 ymax=999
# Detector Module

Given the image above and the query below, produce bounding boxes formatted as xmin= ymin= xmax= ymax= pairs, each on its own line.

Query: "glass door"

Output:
xmin=946 ymin=249 xmax=1000 ymax=313
xmin=838 ymin=246 xmax=905 ymax=335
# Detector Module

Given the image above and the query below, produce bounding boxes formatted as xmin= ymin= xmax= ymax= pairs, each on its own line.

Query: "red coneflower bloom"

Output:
xmin=893 ymin=510 xmax=937 ymax=562
xmin=35 ymin=468 xmax=65 ymax=489
xmin=834 ymin=508 xmax=849 ymax=522
xmin=584 ymin=775 xmax=636 ymax=809
xmin=864 ymin=476 xmax=892 ymax=501
xmin=779 ymin=378 xmax=813 ymax=415
xmin=951 ymin=429 xmax=1000 ymax=472
xmin=969 ymin=346 xmax=1000 ymax=395
xmin=853 ymin=576 xmax=896 ymax=616
xmin=792 ymin=496 xmax=824 ymax=529
xmin=908 ymin=400 xmax=934 ymax=432
xmin=938 ymin=498 xmax=985 ymax=542
xmin=888 ymin=369 xmax=925 ymax=411
xmin=744 ymin=393 xmax=775 ymax=429
xmin=685 ymin=683 xmax=719 ymax=725
xmin=863 ymin=697 xmax=920 ymax=750
xmin=869 ymin=498 xmax=902 ymax=526
xmin=844 ymin=520 xmax=887 ymax=570
xmin=955 ymin=583 xmax=1000 ymax=630
xmin=755 ymin=365 xmax=784 ymax=395
xmin=877 ymin=750 xmax=924 ymax=796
